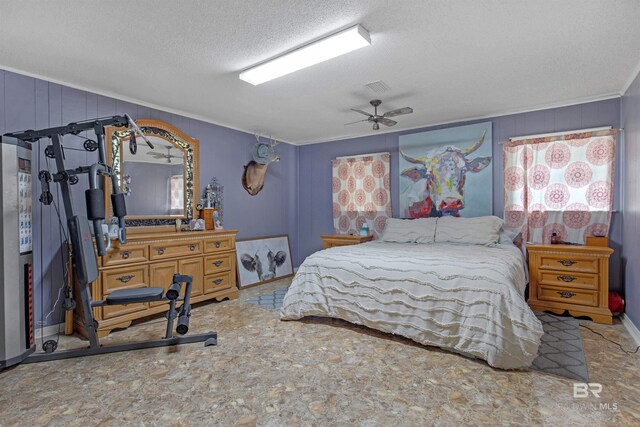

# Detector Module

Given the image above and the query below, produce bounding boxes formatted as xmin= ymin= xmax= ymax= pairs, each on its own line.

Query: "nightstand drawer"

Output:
xmin=527 ymin=244 xmax=613 ymax=324
xmin=538 ymin=271 xmax=598 ymax=290
xmin=537 ymin=286 xmax=598 ymax=307
xmin=538 ymin=254 xmax=598 ymax=273
xmin=321 ymin=234 xmax=373 ymax=249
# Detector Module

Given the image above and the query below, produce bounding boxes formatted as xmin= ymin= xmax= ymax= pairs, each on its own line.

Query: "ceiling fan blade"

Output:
xmin=344 ymin=119 xmax=370 ymax=126
xmin=379 ymin=118 xmax=398 ymax=127
xmin=351 ymin=108 xmax=373 ymax=117
xmin=383 ymin=107 xmax=413 ymax=118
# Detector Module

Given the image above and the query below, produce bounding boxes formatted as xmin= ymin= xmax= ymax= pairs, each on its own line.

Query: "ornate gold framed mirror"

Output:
xmin=105 ymin=119 xmax=200 ymax=226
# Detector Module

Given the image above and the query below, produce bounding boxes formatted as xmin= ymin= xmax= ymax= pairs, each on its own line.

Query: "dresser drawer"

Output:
xmin=537 ymin=286 xmax=598 ymax=307
xmin=103 ymin=244 xmax=148 ymax=267
xmin=538 ymin=254 xmax=598 ymax=273
xmin=539 ymin=271 xmax=598 ymax=290
xmin=149 ymin=240 xmax=202 ymax=260
xmin=149 ymin=261 xmax=178 ymax=307
xmin=102 ymin=266 xmax=148 ymax=293
xmin=102 ymin=294 xmax=148 ymax=320
xmin=204 ymin=271 xmax=233 ymax=293
xmin=204 ymin=253 xmax=233 ymax=275
xmin=204 ymin=236 xmax=234 ymax=253
xmin=101 ymin=267 xmax=149 ymax=319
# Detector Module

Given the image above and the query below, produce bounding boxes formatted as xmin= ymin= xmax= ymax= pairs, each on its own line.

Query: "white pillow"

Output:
xmin=499 ymin=228 xmax=521 ymax=245
xmin=414 ymin=218 xmax=438 ymax=243
xmin=435 ymin=216 xmax=504 ymax=246
xmin=381 ymin=218 xmax=438 ymax=243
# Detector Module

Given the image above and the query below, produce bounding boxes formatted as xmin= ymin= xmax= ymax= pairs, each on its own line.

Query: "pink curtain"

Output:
xmin=332 ymin=153 xmax=392 ymax=238
xmin=503 ymin=129 xmax=616 ymax=244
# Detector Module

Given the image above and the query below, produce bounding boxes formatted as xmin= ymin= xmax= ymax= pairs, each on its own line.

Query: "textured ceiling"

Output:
xmin=1 ymin=0 xmax=640 ymax=145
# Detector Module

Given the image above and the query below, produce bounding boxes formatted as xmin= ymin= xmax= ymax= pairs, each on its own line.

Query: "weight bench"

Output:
xmin=6 ymin=116 xmax=217 ymax=365
xmin=105 ymin=287 xmax=164 ymax=305
xmin=24 ymin=215 xmax=217 ymax=364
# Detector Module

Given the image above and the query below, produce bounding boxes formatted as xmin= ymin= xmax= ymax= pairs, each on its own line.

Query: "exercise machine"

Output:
xmin=1 ymin=115 xmax=216 ymax=369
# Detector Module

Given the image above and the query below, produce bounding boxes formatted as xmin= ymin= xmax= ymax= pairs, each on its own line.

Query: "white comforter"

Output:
xmin=280 ymin=241 xmax=543 ymax=369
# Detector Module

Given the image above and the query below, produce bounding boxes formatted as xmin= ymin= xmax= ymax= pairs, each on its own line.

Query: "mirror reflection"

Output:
xmin=106 ymin=119 xmax=199 ymax=224
xmin=121 ymin=136 xmax=185 ymax=216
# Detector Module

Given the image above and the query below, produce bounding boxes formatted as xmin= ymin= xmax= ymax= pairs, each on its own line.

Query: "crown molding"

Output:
xmin=620 ymin=58 xmax=640 ymax=96
xmin=1 ymin=65 xmax=623 ymax=147
xmin=0 ymin=65 xmax=293 ymax=145
xmin=296 ymin=93 xmax=622 ymax=145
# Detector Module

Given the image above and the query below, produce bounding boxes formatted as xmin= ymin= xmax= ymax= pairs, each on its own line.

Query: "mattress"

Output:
xmin=280 ymin=241 xmax=543 ymax=369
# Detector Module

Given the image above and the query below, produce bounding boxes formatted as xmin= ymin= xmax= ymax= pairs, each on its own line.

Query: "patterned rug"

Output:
xmin=247 ymin=288 xmax=588 ymax=381
xmin=530 ymin=312 xmax=589 ymax=381
xmin=246 ymin=287 xmax=289 ymax=310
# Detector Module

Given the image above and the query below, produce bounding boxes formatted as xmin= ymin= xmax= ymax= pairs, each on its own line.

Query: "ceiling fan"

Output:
xmin=345 ymin=99 xmax=413 ymax=130
xmin=146 ymin=146 xmax=181 ymax=163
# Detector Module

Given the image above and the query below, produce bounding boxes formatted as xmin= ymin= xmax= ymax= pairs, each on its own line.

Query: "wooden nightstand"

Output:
xmin=321 ymin=234 xmax=373 ymax=249
xmin=527 ymin=244 xmax=613 ymax=324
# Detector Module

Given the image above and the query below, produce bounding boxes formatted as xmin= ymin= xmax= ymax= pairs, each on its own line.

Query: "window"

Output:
xmin=170 ymin=175 xmax=184 ymax=210
xmin=332 ymin=153 xmax=392 ymax=238
xmin=503 ymin=129 xmax=616 ymax=244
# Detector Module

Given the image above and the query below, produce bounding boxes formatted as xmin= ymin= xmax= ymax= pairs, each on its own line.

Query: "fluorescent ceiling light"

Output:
xmin=239 ymin=24 xmax=371 ymax=85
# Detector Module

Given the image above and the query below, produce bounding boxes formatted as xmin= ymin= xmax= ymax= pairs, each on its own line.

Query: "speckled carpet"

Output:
xmin=1 ymin=278 xmax=638 ymax=426
xmin=248 ymin=288 xmax=589 ymax=381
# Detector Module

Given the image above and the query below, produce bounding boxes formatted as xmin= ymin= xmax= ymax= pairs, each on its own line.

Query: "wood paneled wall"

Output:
xmin=0 ymin=69 xmax=299 ymax=326
xmin=297 ymin=98 xmax=623 ymax=289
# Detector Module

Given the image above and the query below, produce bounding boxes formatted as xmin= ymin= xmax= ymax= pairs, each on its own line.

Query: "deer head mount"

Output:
xmin=242 ymin=135 xmax=280 ymax=196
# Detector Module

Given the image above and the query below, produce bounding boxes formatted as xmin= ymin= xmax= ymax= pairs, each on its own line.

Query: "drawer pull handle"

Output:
xmin=212 ymin=278 xmax=224 ymax=285
xmin=120 ymin=250 xmax=131 ymax=259
xmin=557 ymin=259 xmax=577 ymax=267
xmin=188 ymin=244 xmax=197 ymax=251
xmin=214 ymin=241 xmax=222 ymax=248
xmin=557 ymin=275 xmax=577 ymax=283
xmin=212 ymin=260 xmax=224 ymax=267
xmin=116 ymin=274 xmax=135 ymax=283
xmin=557 ymin=291 xmax=576 ymax=299
xmin=156 ymin=247 xmax=165 ymax=255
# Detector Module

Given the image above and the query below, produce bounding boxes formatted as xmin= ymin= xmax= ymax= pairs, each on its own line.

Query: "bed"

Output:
xmin=280 ymin=240 xmax=544 ymax=369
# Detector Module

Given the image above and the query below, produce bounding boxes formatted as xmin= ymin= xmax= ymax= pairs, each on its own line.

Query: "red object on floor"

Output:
xmin=608 ymin=291 xmax=624 ymax=315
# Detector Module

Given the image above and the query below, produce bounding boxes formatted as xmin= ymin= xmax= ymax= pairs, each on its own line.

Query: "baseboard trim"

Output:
xmin=35 ymin=323 xmax=65 ymax=340
xmin=621 ymin=314 xmax=640 ymax=347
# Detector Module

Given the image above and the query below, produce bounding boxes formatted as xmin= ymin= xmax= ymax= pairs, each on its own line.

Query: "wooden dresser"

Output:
xmin=527 ymin=244 xmax=613 ymax=324
xmin=321 ymin=234 xmax=374 ymax=249
xmin=74 ymin=229 xmax=239 ymax=337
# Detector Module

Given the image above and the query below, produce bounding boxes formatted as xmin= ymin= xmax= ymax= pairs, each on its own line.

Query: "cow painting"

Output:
xmin=241 ymin=247 xmax=288 ymax=282
xmin=400 ymin=129 xmax=491 ymax=218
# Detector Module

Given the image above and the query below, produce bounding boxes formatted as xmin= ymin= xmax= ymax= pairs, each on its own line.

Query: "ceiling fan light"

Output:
xmin=373 ymin=122 xmax=380 ymax=130
xmin=239 ymin=24 xmax=371 ymax=85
